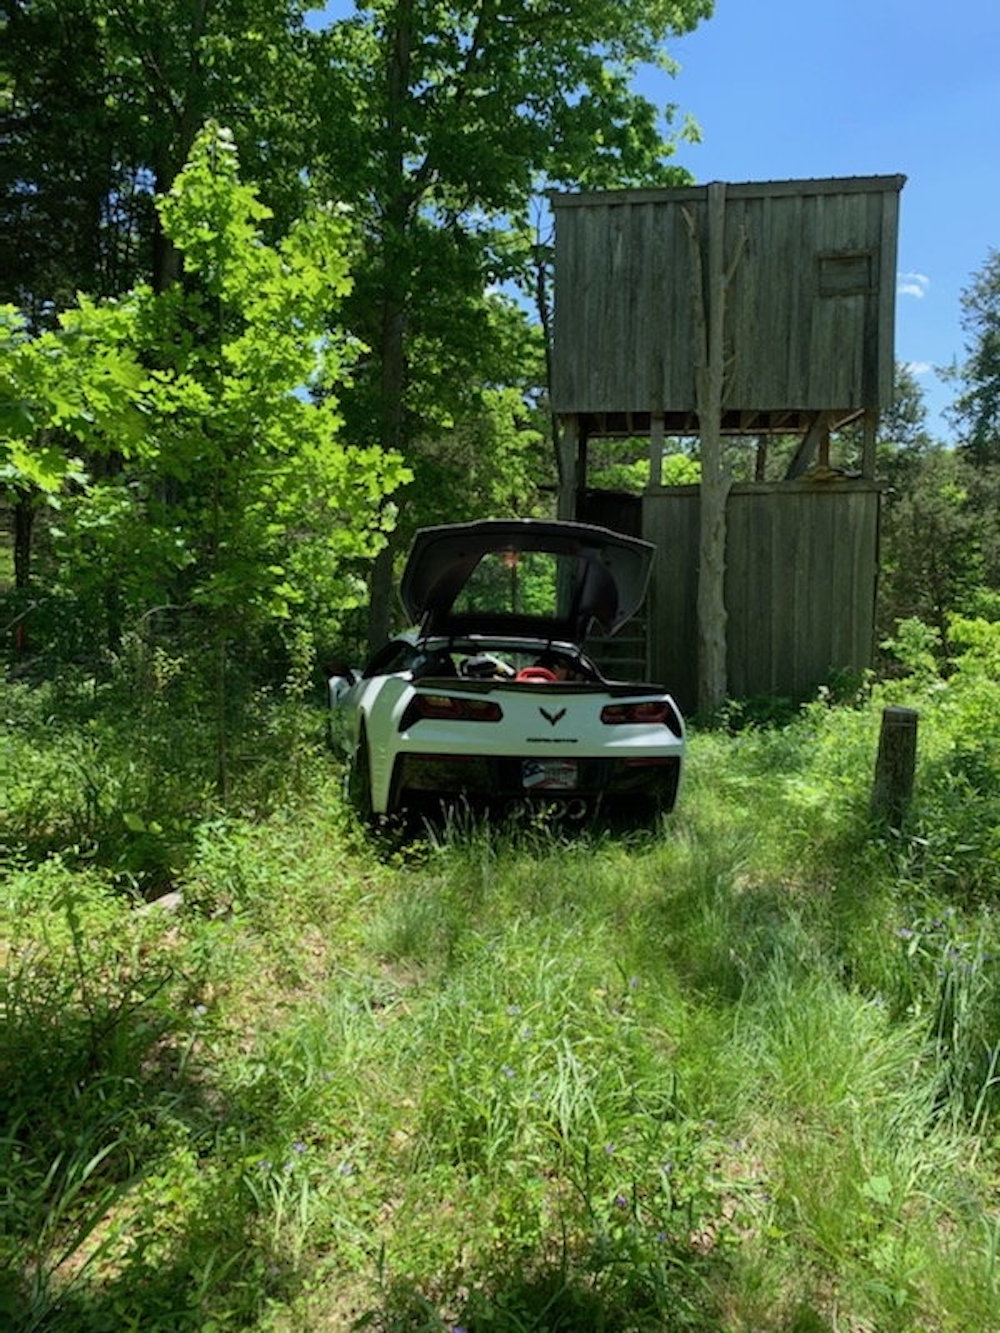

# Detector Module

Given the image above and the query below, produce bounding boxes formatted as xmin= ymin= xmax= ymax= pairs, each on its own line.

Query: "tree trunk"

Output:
xmin=533 ymin=225 xmax=564 ymax=512
xmin=13 ymin=493 xmax=33 ymax=589
xmin=696 ymin=418 xmax=730 ymax=716
xmin=686 ymin=183 xmax=733 ymax=717
xmin=367 ymin=0 xmax=414 ymax=652
xmin=367 ymin=284 xmax=408 ymax=652
xmin=367 ymin=539 xmax=397 ymax=653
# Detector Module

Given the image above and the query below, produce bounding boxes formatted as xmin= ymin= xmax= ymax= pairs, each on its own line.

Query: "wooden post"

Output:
xmin=870 ymin=706 xmax=919 ymax=827
xmin=649 ymin=413 xmax=665 ymax=488
xmin=557 ymin=414 xmax=579 ymax=520
xmin=754 ymin=434 xmax=768 ymax=482
xmin=685 ymin=182 xmax=740 ymax=716
xmin=576 ymin=421 xmax=589 ymax=516
xmin=861 ymin=407 xmax=878 ymax=479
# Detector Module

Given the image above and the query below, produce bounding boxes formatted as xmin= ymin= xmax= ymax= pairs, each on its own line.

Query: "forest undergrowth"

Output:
xmin=3 ymin=619 xmax=1000 ymax=1332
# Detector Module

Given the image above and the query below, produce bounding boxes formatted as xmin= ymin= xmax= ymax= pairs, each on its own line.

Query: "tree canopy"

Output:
xmin=304 ymin=0 xmax=712 ymax=644
xmin=2 ymin=122 xmax=409 ymax=677
xmin=950 ymin=248 xmax=1000 ymax=468
xmin=11 ymin=0 xmax=1000 ymax=704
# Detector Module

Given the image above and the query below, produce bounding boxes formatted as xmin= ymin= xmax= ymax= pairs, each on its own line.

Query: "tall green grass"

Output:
xmin=3 ymin=622 xmax=1000 ymax=1329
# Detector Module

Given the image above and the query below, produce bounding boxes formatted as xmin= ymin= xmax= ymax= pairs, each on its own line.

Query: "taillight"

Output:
xmin=400 ymin=694 xmax=503 ymax=729
xmin=600 ymin=700 xmax=677 ymax=727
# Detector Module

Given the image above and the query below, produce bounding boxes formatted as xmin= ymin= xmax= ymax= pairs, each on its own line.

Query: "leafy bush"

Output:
xmin=0 ymin=659 xmax=331 ymax=894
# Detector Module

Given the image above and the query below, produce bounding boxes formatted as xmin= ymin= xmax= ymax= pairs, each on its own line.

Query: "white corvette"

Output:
xmin=327 ymin=519 xmax=684 ymax=822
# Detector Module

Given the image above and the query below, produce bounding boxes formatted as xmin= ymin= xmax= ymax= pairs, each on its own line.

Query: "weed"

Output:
xmin=3 ymin=641 xmax=1000 ymax=1331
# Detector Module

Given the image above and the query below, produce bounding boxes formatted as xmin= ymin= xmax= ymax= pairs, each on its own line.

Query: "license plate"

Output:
xmin=522 ymin=759 xmax=578 ymax=791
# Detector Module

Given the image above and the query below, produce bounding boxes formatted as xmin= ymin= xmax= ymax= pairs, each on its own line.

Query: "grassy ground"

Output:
xmin=2 ymin=649 xmax=1000 ymax=1331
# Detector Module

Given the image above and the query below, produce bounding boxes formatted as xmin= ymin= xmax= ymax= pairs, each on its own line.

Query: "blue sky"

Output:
xmin=662 ymin=0 xmax=1000 ymax=436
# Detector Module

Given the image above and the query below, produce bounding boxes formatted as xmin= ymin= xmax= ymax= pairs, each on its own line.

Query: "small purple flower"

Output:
xmin=507 ymin=1004 xmax=521 ymax=1016
xmin=337 ymin=1160 xmax=354 ymax=1177
xmin=628 ymin=976 xmax=641 ymax=990
xmin=604 ymin=1142 xmax=615 ymax=1155
xmin=292 ymin=1140 xmax=307 ymax=1155
xmin=614 ymin=1193 xmax=629 ymax=1209
xmin=502 ymin=1064 xmax=516 ymax=1079
xmin=896 ymin=927 xmax=915 ymax=940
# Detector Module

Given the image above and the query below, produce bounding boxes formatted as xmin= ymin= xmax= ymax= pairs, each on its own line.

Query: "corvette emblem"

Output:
xmin=539 ymin=706 xmax=566 ymax=727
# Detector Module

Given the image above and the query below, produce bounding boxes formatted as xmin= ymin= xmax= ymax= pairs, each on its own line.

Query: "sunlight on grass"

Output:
xmin=4 ymin=661 xmax=1000 ymax=1330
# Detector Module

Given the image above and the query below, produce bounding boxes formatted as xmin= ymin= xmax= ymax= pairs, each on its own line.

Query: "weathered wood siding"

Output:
xmin=552 ymin=177 xmax=904 ymax=420
xmin=642 ymin=482 xmax=881 ymax=708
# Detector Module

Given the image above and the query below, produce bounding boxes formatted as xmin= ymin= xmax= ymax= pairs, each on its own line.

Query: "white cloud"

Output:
xmin=898 ymin=271 xmax=930 ymax=299
xmin=903 ymin=360 xmax=932 ymax=376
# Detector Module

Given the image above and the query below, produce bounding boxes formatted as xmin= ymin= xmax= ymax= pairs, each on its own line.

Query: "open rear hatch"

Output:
xmin=400 ymin=519 xmax=653 ymax=643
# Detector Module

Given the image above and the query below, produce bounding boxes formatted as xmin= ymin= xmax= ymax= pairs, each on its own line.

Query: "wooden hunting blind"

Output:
xmin=549 ymin=175 xmax=906 ymax=707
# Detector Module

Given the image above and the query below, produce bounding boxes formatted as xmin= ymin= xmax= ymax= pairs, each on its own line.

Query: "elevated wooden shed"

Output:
xmin=549 ymin=175 xmax=906 ymax=706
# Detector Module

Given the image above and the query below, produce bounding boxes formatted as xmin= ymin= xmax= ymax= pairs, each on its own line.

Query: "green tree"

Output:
xmin=876 ymin=365 xmax=998 ymax=651
xmin=945 ymin=254 xmax=1000 ymax=597
xmin=950 ymin=248 xmax=1000 ymax=468
xmin=878 ymin=450 xmax=985 ymax=656
xmin=0 ymin=0 xmax=146 ymax=314
xmin=2 ymin=0 xmax=325 ymax=601
xmin=1 ymin=0 xmax=317 ymax=303
xmin=308 ymin=0 xmax=711 ymax=647
xmin=0 ymin=297 xmax=149 ymax=601
xmin=93 ymin=125 xmax=406 ymax=638
xmin=4 ymin=125 xmax=409 ymax=699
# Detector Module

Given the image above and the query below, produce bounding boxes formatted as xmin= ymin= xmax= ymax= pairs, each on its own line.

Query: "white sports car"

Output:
xmin=327 ymin=519 xmax=684 ymax=822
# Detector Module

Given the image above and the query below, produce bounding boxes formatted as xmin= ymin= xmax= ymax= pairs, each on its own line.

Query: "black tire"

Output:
xmin=347 ymin=723 xmax=375 ymax=822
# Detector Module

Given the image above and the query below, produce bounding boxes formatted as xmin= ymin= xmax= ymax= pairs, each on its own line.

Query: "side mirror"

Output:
xmin=327 ymin=672 xmax=358 ymax=707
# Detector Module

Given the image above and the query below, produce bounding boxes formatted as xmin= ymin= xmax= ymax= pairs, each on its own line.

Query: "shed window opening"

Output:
xmin=818 ymin=251 xmax=874 ymax=297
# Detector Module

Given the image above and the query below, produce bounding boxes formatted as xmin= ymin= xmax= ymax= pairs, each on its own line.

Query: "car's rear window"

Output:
xmin=450 ymin=550 xmax=573 ymax=619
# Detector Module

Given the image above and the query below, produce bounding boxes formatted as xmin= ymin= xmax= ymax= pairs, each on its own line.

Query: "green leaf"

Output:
xmin=860 ymin=1175 xmax=893 ymax=1207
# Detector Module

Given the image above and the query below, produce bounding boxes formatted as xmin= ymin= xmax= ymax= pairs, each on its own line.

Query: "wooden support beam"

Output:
xmin=785 ymin=411 xmax=832 ymax=480
xmin=862 ymin=408 xmax=878 ymax=479
xmin=576 ymin=422 xmax=589 ymax=514
xmin=754 ymin=434 xmax=768 ymax=482
xmin=649 ymin=414 xmax=665 ymax=488
xmin=557 ymin=414 xmax=579 ymax=519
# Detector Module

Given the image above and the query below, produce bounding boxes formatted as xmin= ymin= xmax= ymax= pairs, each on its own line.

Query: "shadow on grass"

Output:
xmin=633 ymin=865 xmax=811 ymax=1006
xmin=358 ymin=1242 xmax=730 ymax=1333
xmin=0 ymin=953 xmax=305 ymax=1331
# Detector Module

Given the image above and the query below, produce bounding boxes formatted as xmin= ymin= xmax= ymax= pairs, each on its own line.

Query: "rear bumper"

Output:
xmin=390 ymin=752 xmax=681 ymax=815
